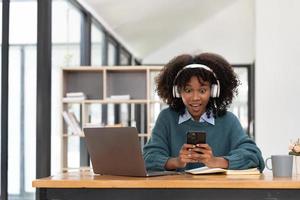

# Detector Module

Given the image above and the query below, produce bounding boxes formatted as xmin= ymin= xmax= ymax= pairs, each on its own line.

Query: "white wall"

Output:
xmin=143 ymin=0 xmax=255 ymax=64
xmin=143 ymin=0 xmax=300 ymax=163
xmin=255 ymin=0 xmax=300 ymax=159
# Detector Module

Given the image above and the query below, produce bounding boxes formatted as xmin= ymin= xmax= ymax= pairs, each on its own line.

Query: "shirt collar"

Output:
xmin=178 ymin=109 xmax=215 ymax=125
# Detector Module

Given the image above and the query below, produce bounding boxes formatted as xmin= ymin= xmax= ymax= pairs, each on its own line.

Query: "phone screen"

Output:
xmin=187 ymin=131 xmax=206 ymax=145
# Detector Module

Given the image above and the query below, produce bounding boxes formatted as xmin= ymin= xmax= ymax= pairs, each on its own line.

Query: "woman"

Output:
xmin=143 ymin=52 xmax=265 ymax=172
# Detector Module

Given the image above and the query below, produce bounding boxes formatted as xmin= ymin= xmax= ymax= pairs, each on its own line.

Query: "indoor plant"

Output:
xmin=289 ymin=139 xmax=300 ymax=175
xmin=289 ymin=139 xmax=300 ymax=156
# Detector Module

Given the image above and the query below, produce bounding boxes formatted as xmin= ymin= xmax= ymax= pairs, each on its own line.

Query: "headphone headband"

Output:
xmin=181 ymin=64 xmax=217 ymax=79
xmin=172 ymin=63 xmax=220 ymax=98
xmin=173 ymin=64 xmax=218 ymax=84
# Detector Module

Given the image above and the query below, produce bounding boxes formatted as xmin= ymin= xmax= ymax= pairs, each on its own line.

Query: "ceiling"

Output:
xmin=79 ymin=0 xmax=239 ymax=61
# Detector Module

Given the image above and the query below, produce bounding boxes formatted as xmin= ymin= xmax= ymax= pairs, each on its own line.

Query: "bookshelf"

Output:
xmin=61 ymin=66 xmax=167 ymax=171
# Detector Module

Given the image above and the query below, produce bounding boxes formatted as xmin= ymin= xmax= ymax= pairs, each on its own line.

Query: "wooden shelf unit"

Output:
xmin=61 ymin=66 xmax=166 ymax=171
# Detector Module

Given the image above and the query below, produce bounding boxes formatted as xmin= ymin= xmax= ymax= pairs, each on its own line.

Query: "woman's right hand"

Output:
xmin=165 ymin=144 xmax=199 ymax=170
xmin=177 ymin=143 xmax=199 ymax=168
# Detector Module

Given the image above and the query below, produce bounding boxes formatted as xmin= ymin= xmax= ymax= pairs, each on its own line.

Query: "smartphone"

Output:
xmin=187 ymin=131 xmax=206 ymax=145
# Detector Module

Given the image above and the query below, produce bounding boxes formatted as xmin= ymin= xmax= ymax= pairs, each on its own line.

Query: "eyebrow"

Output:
xmin=185 ymin=83 xmax=210 ymax=87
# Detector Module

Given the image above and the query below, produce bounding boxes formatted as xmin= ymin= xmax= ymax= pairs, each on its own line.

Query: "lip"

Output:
xmin=189 ymin=104 xmax=202 ymax=112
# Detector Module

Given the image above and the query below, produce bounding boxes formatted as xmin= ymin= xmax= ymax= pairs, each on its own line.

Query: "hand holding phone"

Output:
xmin=187 ymin=131 xmax=206 ymax=145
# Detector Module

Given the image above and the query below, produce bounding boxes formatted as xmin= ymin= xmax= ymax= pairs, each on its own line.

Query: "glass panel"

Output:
xmin=150 ymin=71 xmax=160 ymax=101
xmin=24 ymin=46 xmax=37 ymax=194
xmin=8 ymin=46 xmax=21 ymax=196
xmin=0 ymin=2 xmax=2 ymax=171
xmin=9 ymin=2 xmax=36 ymax=44
xmin=120 ymin=49 xmax=130 ymax=65
xmin=229 ymin=67 xmax=249 ymax=133
xmin=52 ymin=1 xmax=80 ymax=44
xmin=149 ymin=102 xmax=168 ymax=132
xmin=0 ymin=0 xmax=2 ymax=42
xmin=8 ymin=1 xmax=37 ymax=199
xmin=51 ymin=0 xmax=81 ymax=174
xmin=91 ymin=22 xmax=104 ymax=66
xmin=108 ymin=40 xmax=117 ymax=66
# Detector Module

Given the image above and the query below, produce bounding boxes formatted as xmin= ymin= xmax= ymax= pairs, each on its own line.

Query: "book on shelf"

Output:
xmin=89 ymin=104 xmax=103 ymax=125
xmin=68 ymin=112 xmax=83 ymax=135
xmin=66 ymin=92 xmax=86 ymax=98
xmin=62 ymin=111 xmax=83 ymax=135
xmin=185 ymin=166 xmax=260 ymax=175
xmin=108 ymin=95 xmax=130 ymax=126
xmin=63 ymin=92 xmax=86 ymax=102
xmin=130 ymin=103 xmax=136 ymax=127
xmin=107 ymin=103 xmax=115 ymax=126
xmin=110 ymin=94 xmax=130 ymax=100
xmin=140 ymin=104 xmax=145 ymax=133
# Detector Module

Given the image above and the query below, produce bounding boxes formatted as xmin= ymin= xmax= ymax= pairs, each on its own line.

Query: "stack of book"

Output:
xmin=63 ymin=92 xmax=86 ymax=102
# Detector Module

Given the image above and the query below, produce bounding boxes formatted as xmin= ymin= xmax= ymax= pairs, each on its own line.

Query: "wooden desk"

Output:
xmin=33 ymin=172 xmax=300 ymax=200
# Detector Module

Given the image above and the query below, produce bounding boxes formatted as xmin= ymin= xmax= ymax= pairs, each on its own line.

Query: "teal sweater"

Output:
xmin=143 ymin=107 xmax=265 ymax=172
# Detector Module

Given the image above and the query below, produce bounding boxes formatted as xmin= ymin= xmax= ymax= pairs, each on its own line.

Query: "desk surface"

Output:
xmin=32 ymin=171 xmax=300 ymax=189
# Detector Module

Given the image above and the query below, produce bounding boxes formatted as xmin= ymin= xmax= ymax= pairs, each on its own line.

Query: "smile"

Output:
xmin=190 ymin=104 xmax=202 ymax=111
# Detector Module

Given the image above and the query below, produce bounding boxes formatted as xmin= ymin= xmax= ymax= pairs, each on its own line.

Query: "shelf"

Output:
xmin=62 ymin=66 xmax=104 ymax=71
xmin=62 ymin=99 xmax=85 ymax=103
xmin=149 ymin=100 xmax=164 ymax=103
xmin=61 ymin=66 xmax=164 ymax=171
xmin=62 ymin=99 xmax=149 ymax=104
xmin=63 ymin=133 xmax=149 ymax=138
xmin=63 ymin=134 xmax=85 ymax=137
xmin=105 ymin=66 xmax=162 ymax=71
xmin=84 ymin=99 xmax=148 ymax=104
xmin=62 ymin=66 xmax=162 ymax=71
xmin=62 ymin=166 xmax=92 ymax=172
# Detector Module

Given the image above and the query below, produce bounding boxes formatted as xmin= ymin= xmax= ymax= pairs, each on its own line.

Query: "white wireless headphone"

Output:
xmin=172 ymin=64 xmax=220 ymax=98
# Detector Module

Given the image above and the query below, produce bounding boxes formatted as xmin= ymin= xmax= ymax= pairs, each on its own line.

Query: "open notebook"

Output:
xmin=185 ymin=166 xmax=260 ymax=175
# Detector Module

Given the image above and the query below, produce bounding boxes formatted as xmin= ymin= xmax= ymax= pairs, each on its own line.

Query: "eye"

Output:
xmin=200 ymin=88 xmax=207 ymax=94
xmin=184 ymin=87 xmax=192 ymax=93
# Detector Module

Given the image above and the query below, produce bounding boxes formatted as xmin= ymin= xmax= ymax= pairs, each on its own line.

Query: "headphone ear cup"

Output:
xmin=211 ymin=84 xmax=218 ymax=98
xmin=172 ymin=86 xmax=176 ymax=97
xmin=217 ymin=83 xmax=220 ymax=97
xmin=173 ymin=85 xmax=180 ymax=98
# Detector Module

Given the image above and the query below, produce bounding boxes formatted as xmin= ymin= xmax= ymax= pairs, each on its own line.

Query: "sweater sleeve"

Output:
xmin=143 ymin=111 xmax=171 ymax=171
xmin=223 ymin=114 xmax=265 ymax=172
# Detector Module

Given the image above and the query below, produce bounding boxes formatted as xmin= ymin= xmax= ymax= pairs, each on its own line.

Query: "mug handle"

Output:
xmin=265 ymin=157 xmax=272 ymax=170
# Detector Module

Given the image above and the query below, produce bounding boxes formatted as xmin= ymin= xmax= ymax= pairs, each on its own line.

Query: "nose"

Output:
xmin=192 ymin=91 xmax=200 ymax=100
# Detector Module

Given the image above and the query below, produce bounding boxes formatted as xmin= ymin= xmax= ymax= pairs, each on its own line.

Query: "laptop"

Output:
xmin=83 ymin=127 xmax=179 ymax=177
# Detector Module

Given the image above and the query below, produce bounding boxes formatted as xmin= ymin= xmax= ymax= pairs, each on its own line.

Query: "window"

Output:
xmin=8 ymin=1 xmax=37 ymax=200
xmin=91 ymin=22 xmax=105 ymax=65
xmin=120 ymin=48 xmax=131 ymax=65
xmin=107 ymin=38 xmax=117 ymax=65
xmin=51 ymin=0 xmax=81 ymax=174
xmin=0 ymin=1 xmax=2 ymax=150
xmin=229 ymin=65 xmax=254 ymax=138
